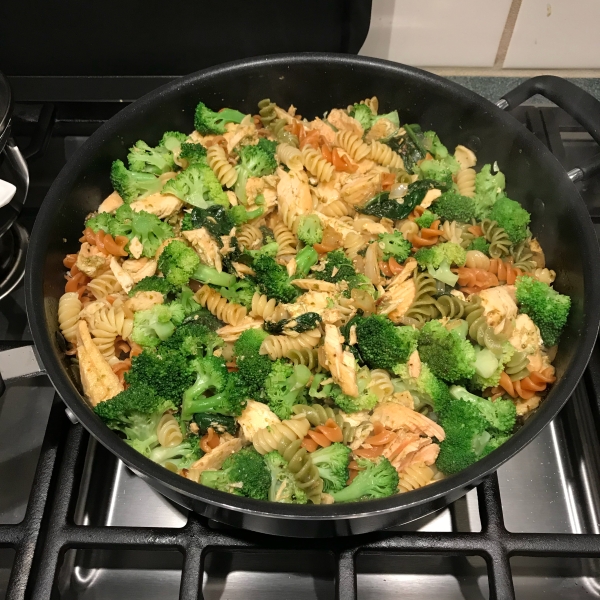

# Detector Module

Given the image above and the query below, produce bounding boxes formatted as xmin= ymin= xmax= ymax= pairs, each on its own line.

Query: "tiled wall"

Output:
xmin=360 ymin=0 xmax=600 ymax=73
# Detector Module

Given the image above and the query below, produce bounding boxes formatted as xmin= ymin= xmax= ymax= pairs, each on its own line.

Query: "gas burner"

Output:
xmin=0 ymin=221 xmax=27 ymax=300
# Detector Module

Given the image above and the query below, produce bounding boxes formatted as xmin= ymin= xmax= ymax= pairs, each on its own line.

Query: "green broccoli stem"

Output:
xmin=295 ymin=246 xmax=319 ymax=277
xmin=234 ymin=169 xmax=250 ymax=205
xmin=182 ymin=390 xmax=231 ymax=421
xmin=192 ymin=263 xmax=236 ymax=288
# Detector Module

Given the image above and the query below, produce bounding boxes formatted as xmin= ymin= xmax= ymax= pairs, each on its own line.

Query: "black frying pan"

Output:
xmin=13 ymin=54 xmax=600 ymax=537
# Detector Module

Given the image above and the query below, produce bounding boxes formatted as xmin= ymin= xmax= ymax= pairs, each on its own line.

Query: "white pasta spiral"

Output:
xmin=237 ymin=223 xmax=262 ymax=250
xmin=369 ymin=141 xmax=404 ymax=168
xmin=301 ymin=145 xmax=334 ymax=182
xmin=276 ymin=143 xmax=303 ymax=171
xmin=272 ymin=220 xmax=297 ymax=260
xmin=398 ymin=463 xmax=434 ymax=493
xmin=253 ymin=417 xmax=311 ymax=455
xmin=89 ymin=304 xmax=133 ymax=363
xmin=341 ymin=173 xmax=380 ymax=206
xmin=368 ymin=369 xmax=394 ymax=400
xmin=440 ymin=221 xmax=464 ymax=244
xmin=157 ymin=413 xmax=184 ymax=448
xmin=259 ymin=328 xmax=322 ymax=360
xmin=398 ymin=219 xmax=419 ymax=240
xmin=534 ymin=267 xmax=556 ymax=284
xmin=318 ymin=199 xmax=355 ymax=218
xmin=58 ymin=292 xmax=82 ymax=343
xmin=87 ymin=270 xmax=122 ymax=300
xmin=456 ymin=168 xmax=476 ymax=197
xmin=194 ymin=285 xmax=247 ymax=325
xmin=207 ymin=145 xmax=237 ymax=188
xmin=249 ymin=292 xmax=280 ymax=321
xmin=465 ymin=250 xmax=491 ymax=270
xmin=335 ymin=130 xmax=370 ymax=162
xmin=343 ymin=231 xmax=368 ymax=259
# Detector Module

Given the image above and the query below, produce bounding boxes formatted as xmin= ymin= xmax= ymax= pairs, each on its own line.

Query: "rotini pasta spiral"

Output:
xmin=157 ymin=413 xmax=184 ymax=447
xmin=58 ymin=292 xmax=82 ymax=343
xmin=481 ymin=219 xmax=511 ymax=258
xmin=509 ymin=240 xmax=536 ymax=272
xmin=237 ymin=223 xmax=262 ymax=250
xmin=465 ymin=250 xmax=491 ymax=270
xmin=403 ymin=272 xmax=439 ymax=326
xmin=534 ymin=267 xmax=556 ymax=284
xmin=291 ymin=404 xmax=356 ymax=445
xmin=259 ymin=328 xmax=322 ymax=360
xmin=249 ymin=292 xmax=287 ymax=322
xmin=287 ymin=348 xmax=323 ymax=372
xmin=369 ymin=141 xmax=403 ymax=169
xmin=272 ymin=220 xmax=298 ymax=260
xmin=335 ymin=130 xmax=370 ymax=162
xmin=434 ymin=294 xmax=466 ymax=319
xmin=257 ymin=98 xmax=277 ymax=126
xmin=398 ymin=463 xmax=434 ymax=493
xmin=318 ymin=199 xmax=355 ymax=218
xmin=464 ymin=296 xmax=506 ymax=356
xmin=252 ymin=417 xmax=311 ymax=454
xmin=343 ymin=231 xmax=368 ymax=259
xmin=194 ymin=285 xmax=247 ymax=326
xmin=276 ymin=143 xmax=303 ymax=171
xmin=368 ymin=369 xmax=394 ymax=400
xmin=89 ymin=304 xmax=133 ymax=363
xmin=207 ymin=145 xmax=237 ymax=188
xmin=504 ymin=350 xmax=530 ymax=381
xmin=440 ymin=220 xmax=464 ymax=245
xmin=87 ymin=270 xmax=123 ymax=299
xmin=455 ymin=168 xmax=476 ymax=197
xmin=269 ymin=119 xmax=299 ymax=147
xmin=301 ymin=145 xmax=334 ymax=182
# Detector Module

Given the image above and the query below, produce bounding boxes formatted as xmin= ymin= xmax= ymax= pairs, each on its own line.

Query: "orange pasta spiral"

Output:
xmin=499 ymin=368 xmax=556 ymax=399
xmin=302 ymin=418 xmax=344 ymax=452
xmin=353 ymin=422 xmax=396 ymax=458
xmin=79 ymin=227 xmax=128 ymax=257
xmin=453 ymin=267 xmax=499 ymax=292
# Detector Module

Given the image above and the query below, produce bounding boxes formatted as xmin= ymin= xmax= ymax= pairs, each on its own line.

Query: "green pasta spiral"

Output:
xmin=509 ymin=240 xmax=536 ymax=272
xmin=481 ymin=219 xmax=511 ymax=258
xmin=257 ymin=98 xmax=277 ymax=126
xmin=270 ymin=119 xmax=299 ymax=147
xmin=464 ymin=296 xmax=506 ymax=356
xmin=403 ymin=272 xmax=439 ymax=327
xmin=435 ymin=294 xmax=466 ymax=319
xmin=505 ymin=350 xmax=530 ymax=381
xmin=287 ymin=348 xmax=323 ymax=372
xmin=292 ymin=403 xmax=356 ymax=444
xmin=278 ymin=438 xmax=323 ymax=502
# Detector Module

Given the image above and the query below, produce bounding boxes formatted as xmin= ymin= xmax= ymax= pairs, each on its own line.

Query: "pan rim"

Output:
xmin=25 ymin=51 xmax=600 ymax=522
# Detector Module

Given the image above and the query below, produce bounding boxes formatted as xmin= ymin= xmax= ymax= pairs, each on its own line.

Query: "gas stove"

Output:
xmin=0 ymin=100 xmax=599 ymax=600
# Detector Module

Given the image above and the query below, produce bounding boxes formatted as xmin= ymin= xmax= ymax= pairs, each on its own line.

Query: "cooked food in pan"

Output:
xmin=58 ymin=96 xmax=570 ymax=504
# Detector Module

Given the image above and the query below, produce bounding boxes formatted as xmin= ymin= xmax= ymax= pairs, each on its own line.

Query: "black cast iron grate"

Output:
xmin=2 ymin=369 xmax=600 ymax=600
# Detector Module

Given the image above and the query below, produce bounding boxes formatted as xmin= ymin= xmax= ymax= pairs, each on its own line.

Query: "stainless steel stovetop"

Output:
xmin=0 ymin=103 xmax=599 ymax=600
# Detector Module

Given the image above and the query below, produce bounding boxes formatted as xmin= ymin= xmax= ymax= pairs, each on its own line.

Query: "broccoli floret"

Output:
xmin=131 ymin=304 xmax=183 ymax=347
xmin=94 ymin=382 xmax=176 ymax=456
xmin=158 ymin=240 xmax=200 ymax=287
xmin=182 ymin=308 xmax=223 ymax=331
xmin=393 ymin=362 xmax=452 ymax=415
xmin=159 ymin=131 xmax=187 ymax=154
xmin=234 ymin=139 xmax=278 ymax=205
xmin=127 ymin=139 xmax=175 ymax=175
xmin=488 ymin=196 xmax=531 ymax=244
xmin=182 ymin=205 xmax=235 ymax=239
xmin=107 ymin=205 xmax=174 ymax=258
xmin=374 ymin=110 xmax=400 ymax=129
xmin=297 ymin=214 xmax=323 ymax=246
xmin=219 ymin=279 xmax=257 ymax=309
xmin=129 ymin=276 xmax=175 ymax=297
xmin=450 ymin=385 xmax=516 ymax=432
xmin=311 ymin=443 xmax=351 ymax=493
xmin=194 ymin=101 xmax=247 ymax=135
xmin=416 ymin=157 xmax=460 ymax=186
xmin=167 ymin=286 xmax=201 ymax=325
xmin=85 ymin=212 xmax=113 ymax=233
xmin=436 ymin=386 xmax=516 ymax=474
xmin=414 ymin=210 xmax=438 ymax=229
xmin=264 ymin=312 xmax=322 ymax=335
xmin=159 ymin=321 xmax=223 ymax=358
xmin=473 ymin=164 xmax=506 ymax=218
xmin=230 ymin=204 xmax=264 ymax=226
xmin=415 ymin=242 xmax=466 ymax=287
xmin=110 ymin=159 xmax=163 ymax=203
xmin=149 ymin=436 xmax=204 ymax=471
xmin=377 ymin=232 xmax=411 ymax=262
xmin=200 ymin=447 xmax=270 ymax=500
xmin=191 ymin=263 xmax=236 ymax=288
xmin=417 ymin=320 xmax=476 ymax=383
xmin=193 ymin=413 xmax=237 ymax=435
xmin=294 ymin=245 xmax=319 ymax=278
xmin=432 ymin=192 xmax=477 ymax=223
xmin=355 ymin=316 xmax=419 ymax=370
xmin=162 ymin=163 xmax=229 ymax=209
xmin=179 ymin=142 xmax=208 ymax=165
xmin=244 ymin=242 xmax=280 ymax=260
xmin=264 ymin=361 xmax=311 ymax=420
xmin=331 ymin=457 xmax=398 ymax=503
xmin=264 ymin=451 xmax=308 ymax=504
xmin=346 ymin=273 xmax=377 ymax=299
xmin=515 ymin=275 xmax=571 ymax=346
xmin=471 ymin=342 xmax=515 ymax=391
xmin=467 ymin=237 xmax=490 ymax=255
xmin=349 ymin=103 xmax=374 ymax=130
xmin=252 ymin=255 xmax=299 ymax=303
xmin=330 ymin=368 xmax=378 ymax=413
xmin=181 ymin=356 xmax=244 ymax=420
xmin=423 ymin=131 xmax=449 ymax=160
xmin=313 ymin=250 xmax=356 ymax=283
xmin=234 ymin=328 xmax=272 ymax=399
xmin=125 ymin=349 xmax=194 ymax=405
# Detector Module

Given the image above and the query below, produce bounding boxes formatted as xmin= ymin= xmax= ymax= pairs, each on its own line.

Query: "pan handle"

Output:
xmin=0 ymin=344 xmax=46 ymax=397
xmin=497 ymin=75 xmax=600 ymax=182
